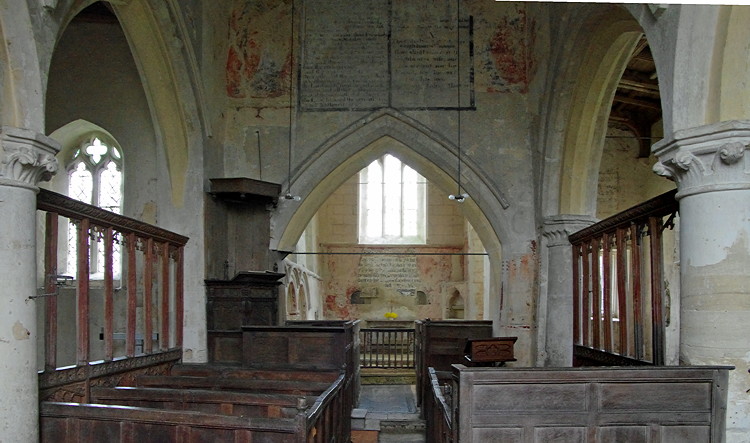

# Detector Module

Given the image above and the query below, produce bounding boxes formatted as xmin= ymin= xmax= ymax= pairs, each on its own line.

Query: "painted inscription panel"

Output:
xmin=300 ymin=0 xmax=474 ymax=111
xmin=358 ymin=254 xmax=421 ymax=296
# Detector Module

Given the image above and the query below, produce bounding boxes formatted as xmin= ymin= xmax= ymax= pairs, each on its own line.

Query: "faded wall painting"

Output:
xmin=226 ymin=0 xmax=293 ymax=99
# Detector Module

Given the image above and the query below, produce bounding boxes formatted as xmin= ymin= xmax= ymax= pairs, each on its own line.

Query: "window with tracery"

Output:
xmin=358 ymin=154 xmax=426 ymax=244
xmin=66 ymin=136 xmax=123 ymax=279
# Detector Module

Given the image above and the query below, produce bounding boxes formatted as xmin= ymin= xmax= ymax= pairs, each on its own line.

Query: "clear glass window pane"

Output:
xmin=358 ymin=154 xmax=426 ymax=244
xmin=99 ymin=161 xmax=122 ymax=214
xmin=364 ymin=160 xmax=383 ymax=239
xmin=65 ymin=136 xmax=123 ymax=280
xmin=69 ymin=162 xmax=93 ymax=204
xmin=383 ymin=155 xmax=402 ymax=237
xmin=66 ymin=220 xmax=78 ymax=277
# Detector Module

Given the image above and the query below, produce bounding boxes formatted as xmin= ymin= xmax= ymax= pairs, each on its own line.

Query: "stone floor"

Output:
xmin=351 ymin=384 xmax=426 ymax=443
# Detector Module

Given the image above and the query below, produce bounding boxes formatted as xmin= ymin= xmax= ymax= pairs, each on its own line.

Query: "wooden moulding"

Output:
xmin=209 ymin=177 xmax=282 ymax=205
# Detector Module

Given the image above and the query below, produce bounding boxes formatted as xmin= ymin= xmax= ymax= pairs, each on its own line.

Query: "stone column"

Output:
xmin=0 ymin=127 xmax=59 ymax=442
xmin=652 ymin=120 xmax=750 ymax=440
xmin=539 ymin=215 xmax=596 ymax=367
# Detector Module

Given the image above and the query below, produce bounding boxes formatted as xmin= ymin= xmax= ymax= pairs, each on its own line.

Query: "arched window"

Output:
xmin=66 ymin=136 xmax=123 ymax=279
xmin=358 ymin=154 xmax=426 ymax=244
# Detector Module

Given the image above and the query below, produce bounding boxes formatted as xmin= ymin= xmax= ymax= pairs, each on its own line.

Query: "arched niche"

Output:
xmin=447 ymin=289 xmax=465 ymax=319
xmin=287 ymin=281 xmax=298 ymax=318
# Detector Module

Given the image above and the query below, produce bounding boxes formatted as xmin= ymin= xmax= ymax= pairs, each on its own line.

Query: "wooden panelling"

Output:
xmin=414 ymin=320 xmax=492 ymax=412
xmin=206 ymin=272 xmax=282 ymax=364
xmin=454 ymin=365 xmax=730 ymax=443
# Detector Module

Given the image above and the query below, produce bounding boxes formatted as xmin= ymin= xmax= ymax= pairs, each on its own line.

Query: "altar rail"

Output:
xmin=359 ymin=328 xmax=415 ymax=369
xmin=37 ymin=189 xmax=188 ymax=399
xmin=569 ymin=190 xmax=677 ymax=365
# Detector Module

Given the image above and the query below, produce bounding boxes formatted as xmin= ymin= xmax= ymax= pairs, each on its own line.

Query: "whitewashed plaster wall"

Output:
xmin=310 ymin=173 xmax=475 ymax=324
xmin=213 ymin=0 xmax=539 ymax=363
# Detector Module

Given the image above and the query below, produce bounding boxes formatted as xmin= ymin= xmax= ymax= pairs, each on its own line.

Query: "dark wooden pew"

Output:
xmin=169 ymin=363 xmax=340 ymax=383
xmin=90 ymin=386 xmax=314 ymax=418
xmin=414 ymin=319 xmax=493 ymax=412
xmin=132 ymin=375 xmax=331 ymax=396
xmin=41 ymin=401 xmax=304 ymax=443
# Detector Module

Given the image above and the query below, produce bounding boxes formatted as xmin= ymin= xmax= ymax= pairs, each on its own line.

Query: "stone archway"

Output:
xmin=0 ymin=3 xmax=46 ymax=130
xmin=273 ymin=108 xmax=507 ymax=257
xmin=272 ymin=108 xmax=507 ymax=327
xmin=556 ymin=9 xmax=643 ymax=215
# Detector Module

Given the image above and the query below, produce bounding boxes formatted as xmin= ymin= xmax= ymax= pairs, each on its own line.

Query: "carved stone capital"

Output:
xmin=0 ymin=126 xmax=60 ymax=190
xmin=542 ymin=215 xmax=598 ymax=247
xmin=652 ymin=120 xmax=750 ymax=199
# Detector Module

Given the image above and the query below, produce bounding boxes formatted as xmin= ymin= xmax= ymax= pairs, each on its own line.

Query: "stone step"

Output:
xmin=379 ymin=419 xmax=426 ymax=443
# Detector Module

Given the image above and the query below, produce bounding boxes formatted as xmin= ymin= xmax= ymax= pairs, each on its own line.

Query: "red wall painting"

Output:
xmin=481 ymin=4 xmax=536 ymax=94
xmin=226 ymin=0 xmax=293 ymax=99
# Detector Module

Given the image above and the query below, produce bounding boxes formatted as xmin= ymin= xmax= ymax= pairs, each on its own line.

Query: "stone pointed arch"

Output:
xmin=110 ymin=0 xmax=203 ymax=207
xmin=558 ymin=12 xmax=643 ymax=215
xmin=48 ymin=119 xmax=122 ymax=164
xmin=272 ymin=108 xmax=509 ymax=258
xmin=0 ymin=2 xmax=45 ymax=130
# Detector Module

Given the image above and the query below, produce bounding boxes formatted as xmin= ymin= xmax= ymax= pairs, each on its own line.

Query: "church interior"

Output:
xmin=1 ymin=1 xmax=750 ymax=441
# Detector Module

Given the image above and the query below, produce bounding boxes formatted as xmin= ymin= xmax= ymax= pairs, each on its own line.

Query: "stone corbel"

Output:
xmin=0 ymin=126 xmax=60 ymax=190
xmin=648 ymin=4 xmax=669 ymax=19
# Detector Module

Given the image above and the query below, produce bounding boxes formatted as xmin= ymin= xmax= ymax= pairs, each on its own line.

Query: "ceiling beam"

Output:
xmin=612 ymin=95 xmax=662 ymax=111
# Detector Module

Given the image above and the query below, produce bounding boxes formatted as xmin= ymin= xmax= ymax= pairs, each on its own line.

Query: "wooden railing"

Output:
xmin=569 ymin=190 xmax=677 ymax=365
xmin=37 ymin=189 xmax=188 ymax=380
xmin=360 ymin=328 xmax=415 ymax=369
xmin=305 ymin=372 xmax=351 ymax=443
xmin=425 ymin=367 xmax=454 ymax=443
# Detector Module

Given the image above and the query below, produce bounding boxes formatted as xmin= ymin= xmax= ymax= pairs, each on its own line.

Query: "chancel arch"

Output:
xmin=273 ymin=108 xmax=505 ymax=259
xmin=273 ymin=108 xmax=506 ymax=326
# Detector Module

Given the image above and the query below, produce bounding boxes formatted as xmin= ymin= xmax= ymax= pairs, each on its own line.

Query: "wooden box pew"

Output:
xmin=41 ymin=372 xmax=351 ymax=443
xmin=168 ymin=363 xmax=340 ymax=384
xmin=443 ymin=365 xmax=732 ymax=443
xmin=132 ymin=374 xmax=331 ymax=397
xmin=90 ymin=386 xmax=315 ymax=419
xmin=41 ymin=401 xmax=305 ymax=443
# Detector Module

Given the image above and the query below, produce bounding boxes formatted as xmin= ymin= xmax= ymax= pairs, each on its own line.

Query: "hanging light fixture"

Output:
xmin=284 ymin=0 xmax=301 ymax=202
xmin=449 ymin=0 xmax=469 ymax=203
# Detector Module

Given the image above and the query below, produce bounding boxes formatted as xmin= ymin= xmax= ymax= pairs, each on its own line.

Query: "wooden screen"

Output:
xmin=570 ymin=190 xmax=677 ymax=365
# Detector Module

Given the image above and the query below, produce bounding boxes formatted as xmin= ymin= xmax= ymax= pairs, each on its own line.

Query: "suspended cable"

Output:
xmin=449 ymin=0 xmax=469 ymax=203
xmin=284 ymin=0 xmax=301 ymax=201
xmin=287 ymin=251 xmax=489 ymax=256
